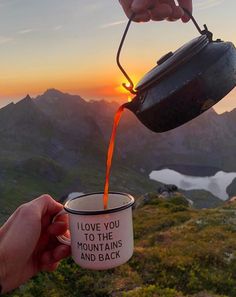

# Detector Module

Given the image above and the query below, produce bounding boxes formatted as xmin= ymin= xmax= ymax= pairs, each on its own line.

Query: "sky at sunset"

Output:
xmin=0 ymin=0 xmax=236 ymax=113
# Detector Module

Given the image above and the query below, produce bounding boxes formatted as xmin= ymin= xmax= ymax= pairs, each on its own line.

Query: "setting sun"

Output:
xmin=0 ymin=0 xmax=235 ymax=114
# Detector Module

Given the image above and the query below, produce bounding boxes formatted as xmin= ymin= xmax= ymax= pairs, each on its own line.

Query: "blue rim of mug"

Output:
xmin=64 ymin=192 xmax=135 ymax=215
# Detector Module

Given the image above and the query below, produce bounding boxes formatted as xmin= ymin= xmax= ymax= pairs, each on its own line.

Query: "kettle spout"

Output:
xmin=123 ymin=96 xmax=139 ymax=113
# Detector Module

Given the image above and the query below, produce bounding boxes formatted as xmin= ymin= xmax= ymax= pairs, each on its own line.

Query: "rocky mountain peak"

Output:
xmin=44 ymin=88 xmax=63 ymax=96
xmin=36 ymin=88 xmax=65 ymax=102
xmin=35 ymin=88 xmax=85 ymax=109
xmin=16 ymin=94 xmax=32 ymax=104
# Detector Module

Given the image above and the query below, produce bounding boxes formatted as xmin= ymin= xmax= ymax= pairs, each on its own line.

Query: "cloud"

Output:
xmin=18 ymin=28 xmax=34 ymax=34
xmin=84 ymin=2 xmax=105 ymax=12
xmin=0 ymin=36 xmax=13 ymax=45
xmin=100 ymin=20 xmax=126 ymax=29
xmin=195 ymin=0 xmax=226 ymax=10
xmin=0 ymin=0 xmax=20 ymax=8
xmin=53 ymin=25 xmax=63 ymax=31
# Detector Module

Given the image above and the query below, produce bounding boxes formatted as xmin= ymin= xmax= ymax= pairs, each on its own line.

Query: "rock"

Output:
xmin=134 ymin=193 xmax=158 ymax=209
xmin=158 ymin=184 xmax=178 ymax=195
xmin=227 ymin=178 xmax=236 ymax=198
xmin=159 ymin=191 xmax=171 ymax=199
xmin=226 ymin=196 xmax=236 ymax=204
xmin=134 ymin=191 xmax=190 ymax=209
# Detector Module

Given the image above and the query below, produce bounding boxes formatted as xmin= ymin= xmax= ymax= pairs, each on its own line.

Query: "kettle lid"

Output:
xmin=136 ymin=34 xmax=209 ymax=91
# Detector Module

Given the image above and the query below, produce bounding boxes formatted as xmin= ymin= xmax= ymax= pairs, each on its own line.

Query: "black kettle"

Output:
xmin=118 ymin=9 xmax=236 ymax=133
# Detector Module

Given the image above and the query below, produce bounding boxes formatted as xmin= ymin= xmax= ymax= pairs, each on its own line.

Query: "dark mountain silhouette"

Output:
xmin=116 ymin=105 xmax=236 ymax=174
xmin=0 ymin=88 xmax=236 ymax=223
xmin=1 ymin=88 xmax=236 ymax=173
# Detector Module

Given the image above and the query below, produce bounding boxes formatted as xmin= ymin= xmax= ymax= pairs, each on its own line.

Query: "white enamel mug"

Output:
xmin=55 ymin=192 xmax=135 ymax=270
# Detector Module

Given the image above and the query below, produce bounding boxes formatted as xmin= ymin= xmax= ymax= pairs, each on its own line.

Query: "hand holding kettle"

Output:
xmin=119 ymin=0 xmax=192 ymax=22
xmin=118 ymin=0 xmax=236 ymax=133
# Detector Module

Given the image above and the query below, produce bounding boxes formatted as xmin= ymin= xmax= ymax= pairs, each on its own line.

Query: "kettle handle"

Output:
xmin=116 ymin=12 xmax=137 ymax=95
xmin=182 ymin=8 xmax=213 ymax=41
xmin=117 ymin=8 xmax=213 ymax=95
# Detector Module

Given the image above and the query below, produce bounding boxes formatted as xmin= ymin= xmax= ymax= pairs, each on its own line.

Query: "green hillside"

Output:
xmin=7 ymin=195 xmax=236 ymax=297
xmin=0 ymin=157 xmax=161 ymax=225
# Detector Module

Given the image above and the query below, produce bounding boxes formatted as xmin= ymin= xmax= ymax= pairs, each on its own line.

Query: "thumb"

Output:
xmin=31 ymin=194 xmax=63 ymax=217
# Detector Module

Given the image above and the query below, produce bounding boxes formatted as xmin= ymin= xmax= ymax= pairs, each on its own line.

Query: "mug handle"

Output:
xmin=53 ymin=209 xmax=71 ymax=246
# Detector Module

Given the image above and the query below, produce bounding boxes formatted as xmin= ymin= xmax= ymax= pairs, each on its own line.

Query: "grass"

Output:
xmin=0 ymin=157 xmax=77 ymax=224
xmin=6 ymin=197 xmax=236 ymax=297
xmin=0 ymin=156 xmax=161 ymax=225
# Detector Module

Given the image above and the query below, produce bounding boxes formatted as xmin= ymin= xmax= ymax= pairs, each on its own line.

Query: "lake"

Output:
xmin=150 ymin=168 xmax=236 ymax=200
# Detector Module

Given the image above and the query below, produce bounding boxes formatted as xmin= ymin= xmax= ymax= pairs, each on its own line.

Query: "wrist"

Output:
xmin=0 ymin=243 xmax=7 ymax=294
xmin=0 ymin=231 xmax=12 ymax=294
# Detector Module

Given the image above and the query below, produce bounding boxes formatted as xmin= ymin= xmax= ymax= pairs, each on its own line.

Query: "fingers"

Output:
xmin=149 ymin=3 xmax=173 ymax=21
xmin=40 ymin=217 xmax=71 ymax=271
xmin=119 ymin=0 xmax=192 ymax=23
xmin=163 ymin=0 xmax=184 ymax=22
xmin=40 ymin=245 xmax=71 ymax=271
xmin=47 ymin=221 xmax=68 ymax=237
xmin=134 ymin=12 xmax=151 ymax=22
xmin=119 ymin=0 xmax=133 ymax=18
xmin=120 ymin=0 xmax=150 ymax=22
xmin=178 ymin=0 xmax=192 ymax=22
xmin=31 ymin=194 xmax=63 ymax=217
xmin=52 ymin=245 xmax=71 ymax=262
xmin=131 ymin=0 xmax=154 ymax=13
xmin=41 ymin=262 xmax=59 ymax=272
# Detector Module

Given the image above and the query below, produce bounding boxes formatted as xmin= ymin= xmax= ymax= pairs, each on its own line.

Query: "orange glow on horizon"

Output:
xmin=0 ymin=81 xmax=133 ymax=105
xmin=0 ymin=73 xmax=236 ymax=115
xmin=0 ymin=49 xmax=145 ymax=104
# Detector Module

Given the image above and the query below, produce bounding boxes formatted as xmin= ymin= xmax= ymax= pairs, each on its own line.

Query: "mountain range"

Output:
xmin=1 ymin=88 xmax=236 ymax=222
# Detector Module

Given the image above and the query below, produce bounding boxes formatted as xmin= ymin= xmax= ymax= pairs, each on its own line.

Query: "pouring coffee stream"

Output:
xmin=103 ymin=105 xmax=124 ymax=210
xmin=118 ymin=8 xmax=236 ymax=132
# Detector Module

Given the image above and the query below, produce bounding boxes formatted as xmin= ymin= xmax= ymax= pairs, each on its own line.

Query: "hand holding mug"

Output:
xmin=0 ymin=195 xmax=71 ymax=294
